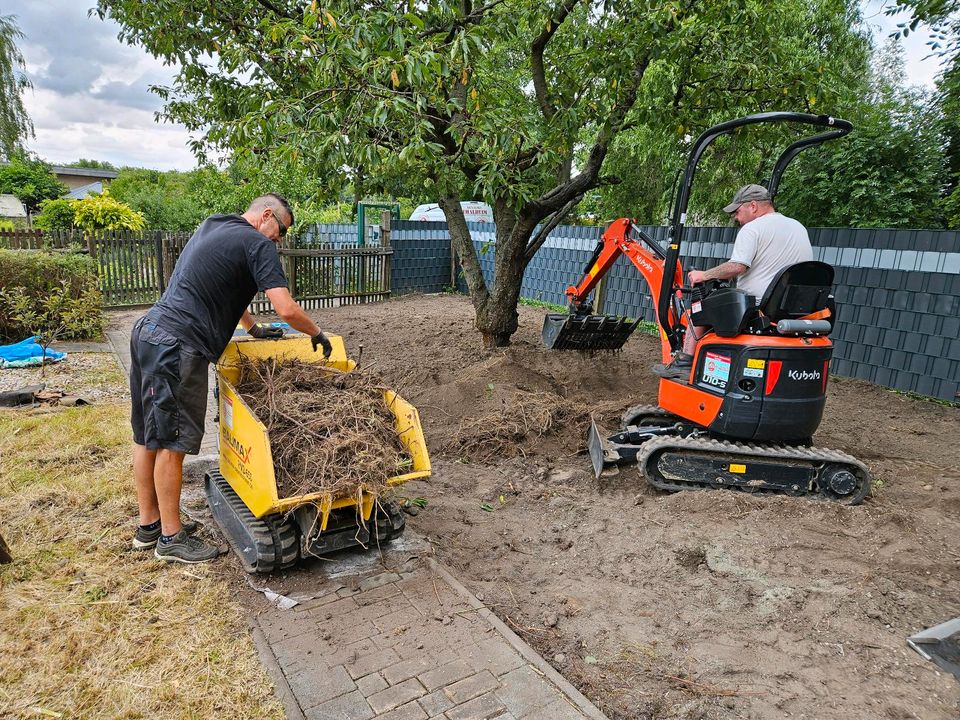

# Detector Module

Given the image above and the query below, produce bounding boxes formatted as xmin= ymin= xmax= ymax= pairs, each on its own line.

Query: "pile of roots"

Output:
xmin=233 ymin=357 xmax=409 ymax=499
xmin=447 ymin=390 xmax=584 ymax=461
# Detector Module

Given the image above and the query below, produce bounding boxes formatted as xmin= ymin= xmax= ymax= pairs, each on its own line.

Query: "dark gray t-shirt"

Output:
xmin=147 ymin=214 xmax=288 ymax=362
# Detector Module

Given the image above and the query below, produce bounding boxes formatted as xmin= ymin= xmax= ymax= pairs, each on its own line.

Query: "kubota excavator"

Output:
xmin=542 ymin=112 xmax=871 ymax=504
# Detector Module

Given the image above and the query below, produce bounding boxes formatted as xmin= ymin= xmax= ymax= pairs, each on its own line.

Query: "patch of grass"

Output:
xmin=519 ymin=297 xmax=567 ymax=313
xmin=0 ymin=404 xmax=283 ymax=719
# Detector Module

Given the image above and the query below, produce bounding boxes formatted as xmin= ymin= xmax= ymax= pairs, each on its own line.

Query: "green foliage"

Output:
xmin=34 ymin=198 xmax=76 ymax=230
xmin=110 ymin=167 xmax=204 ymax=230
xmin=778 ymin=41 xmax=948 ymax=228
xmin=70 ymin=190 xmax=146 ymax=234
xmin=62 ymin=158 xmax=117 ymax=171
xmin=0 ymin=153 xmax=67 ymax=215
xmin=0 ymin=14 xmax=32 ymax=160
xmin=0 ymin=249 xmax=105 ymax=342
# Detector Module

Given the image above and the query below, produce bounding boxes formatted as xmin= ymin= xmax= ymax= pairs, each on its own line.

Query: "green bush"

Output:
xmin=0 ymin=249 xmax=105 ymax=341
xmin=34 ymin=198 xmax=76 ymax=230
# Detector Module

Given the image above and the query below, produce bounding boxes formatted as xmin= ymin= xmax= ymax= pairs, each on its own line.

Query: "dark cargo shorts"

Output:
xmin=130 ymin=317 xmax=209 ymax=454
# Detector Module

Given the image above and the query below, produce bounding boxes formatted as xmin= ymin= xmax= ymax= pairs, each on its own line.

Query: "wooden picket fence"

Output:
xmin=0 ymin=228 xmax=392 ymax=309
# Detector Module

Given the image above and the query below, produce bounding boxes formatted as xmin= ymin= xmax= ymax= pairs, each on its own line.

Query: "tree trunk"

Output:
xmin=441 ymin=195 xmax=541 ymax=348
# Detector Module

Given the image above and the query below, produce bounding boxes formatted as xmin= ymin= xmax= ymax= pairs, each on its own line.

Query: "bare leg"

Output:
xmin=682 ymin=322 xmax=706 ymax=356
xmin=133 ymin=443 xmax=159 ymax=526
xmin=154 ymin=449 xmax=186 ymax=536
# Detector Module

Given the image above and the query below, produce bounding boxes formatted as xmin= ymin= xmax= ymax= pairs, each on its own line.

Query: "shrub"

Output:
xmin=71 ymin=191 xmax=146 ymax=234
xmin=34 ymin=198 xmax=76 ymax=230
xmin=0 ymin=249 xmax=105 ymax=342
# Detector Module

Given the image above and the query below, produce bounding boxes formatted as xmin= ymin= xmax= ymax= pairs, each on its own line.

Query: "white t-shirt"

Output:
xmin=729 ymin=212 xmax=812 ymax=300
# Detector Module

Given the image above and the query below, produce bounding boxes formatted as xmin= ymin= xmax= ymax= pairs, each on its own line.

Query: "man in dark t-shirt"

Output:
xmin=129 ymin=193 xmax=333 ymax=564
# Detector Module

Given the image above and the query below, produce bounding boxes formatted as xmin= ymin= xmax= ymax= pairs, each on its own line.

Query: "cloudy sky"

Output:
xmin=7 ymin=1 xmax=948 ymax=172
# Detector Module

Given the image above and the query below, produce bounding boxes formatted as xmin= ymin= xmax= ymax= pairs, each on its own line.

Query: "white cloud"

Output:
xmin=9 ymin=0 xmax=197 ymax=170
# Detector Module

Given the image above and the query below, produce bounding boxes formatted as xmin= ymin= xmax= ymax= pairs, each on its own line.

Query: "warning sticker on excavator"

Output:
xmin=729 ymin=464 xmax=747 ymax=473
xmin=701 ymin=351 xmax=731 ymax=388
xmin=746 ymin=359 xmax=766 ymax=369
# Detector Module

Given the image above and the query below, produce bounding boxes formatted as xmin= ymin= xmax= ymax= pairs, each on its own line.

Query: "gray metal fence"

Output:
xmin=386 ymin=221 xmax=960 ymax=402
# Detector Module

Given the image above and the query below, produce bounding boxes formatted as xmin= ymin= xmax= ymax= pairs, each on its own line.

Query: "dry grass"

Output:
xmin=0 ymin=403 xmax=283 ymax=719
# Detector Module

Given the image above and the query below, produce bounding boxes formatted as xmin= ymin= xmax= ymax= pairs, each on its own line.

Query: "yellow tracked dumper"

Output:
xmin=205 ymin=333 xmax=431 ymax=573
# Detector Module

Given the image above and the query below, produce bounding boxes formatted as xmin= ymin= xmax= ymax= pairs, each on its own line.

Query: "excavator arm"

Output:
xmin=543 ymin=218 xmax=686 ymax=359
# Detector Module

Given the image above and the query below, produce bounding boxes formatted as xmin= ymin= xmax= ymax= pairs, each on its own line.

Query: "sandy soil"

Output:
xmin=290 ymin=293 xmax=960 ymax=720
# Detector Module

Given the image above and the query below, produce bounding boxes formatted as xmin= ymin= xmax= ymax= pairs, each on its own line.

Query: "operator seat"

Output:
xmin=758 ymin=260 xmax=834 ymax=324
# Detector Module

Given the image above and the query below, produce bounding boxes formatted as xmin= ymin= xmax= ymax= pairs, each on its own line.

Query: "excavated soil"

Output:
xmin=300 ymin=293 xmax=960 ymax=720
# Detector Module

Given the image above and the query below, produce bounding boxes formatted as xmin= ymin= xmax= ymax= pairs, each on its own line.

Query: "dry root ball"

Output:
xmin=233 ymin=357 xmax=410 ymax=499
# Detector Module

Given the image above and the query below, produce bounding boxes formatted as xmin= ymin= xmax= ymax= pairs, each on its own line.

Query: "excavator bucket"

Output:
xmin=542 ymin=313 xmax=640 ymax=351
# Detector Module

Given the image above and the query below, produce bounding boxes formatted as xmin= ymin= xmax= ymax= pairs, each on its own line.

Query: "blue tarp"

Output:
xmin=0 ymin=336 xmax=67 ymax=368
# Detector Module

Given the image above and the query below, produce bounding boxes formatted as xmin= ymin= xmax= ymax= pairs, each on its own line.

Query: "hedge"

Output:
xmin=0 ymin=249 xmax=106 ymax=342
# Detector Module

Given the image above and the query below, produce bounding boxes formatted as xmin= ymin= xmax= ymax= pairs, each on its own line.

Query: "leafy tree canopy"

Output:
xmin=98 ymin=0 xmax=885 ymax=344
xmin=61 ymin=158 xmax=118 ymax=171
xmin=0 ymin=154 xmax=67 ymax=215
xmin=0 ymin=14 xmax=32 ymax=161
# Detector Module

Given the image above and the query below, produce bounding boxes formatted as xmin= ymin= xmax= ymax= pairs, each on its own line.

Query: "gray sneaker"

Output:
xmin=132 ymin=519 xmax=200 ymax=550
xmin=154 ymin=528 xmax=219 ymax=564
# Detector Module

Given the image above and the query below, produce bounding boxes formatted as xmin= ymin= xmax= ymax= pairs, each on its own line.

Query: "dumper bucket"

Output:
xmin=542 ymin=313 xmax=640 ymax=351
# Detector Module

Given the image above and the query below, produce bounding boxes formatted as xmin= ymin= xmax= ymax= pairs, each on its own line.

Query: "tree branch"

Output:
xmin=531 ymin=0 xmax=583 ymax=119
xmin=255 ymin=0 xmax=297 ymax=20
xmin=524 ymin=195 xmax=580 ymax=261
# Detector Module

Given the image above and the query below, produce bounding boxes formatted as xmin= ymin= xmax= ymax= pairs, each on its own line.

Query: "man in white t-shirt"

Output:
xmin=654 ymin=184 xmax=812 ymax=380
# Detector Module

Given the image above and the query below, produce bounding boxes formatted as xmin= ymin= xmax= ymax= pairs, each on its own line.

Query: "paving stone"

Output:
xmin=355 ymin=581 xmax=403 ymax=606
xmin=372 ymin=628 xmax=417 ymax=650
xmin=327 ymin=638 xmax=381 ymax=667
xmin=293 ymin=588 xmax=344 ymax=613
xmin=359 ymin=571 xmax=402 ymax=592
xmin=288 ymin=664 xmax=357 ymax=711
xmin=443 ymin=671 xmax=499 ymax=705
xmin=375 ymin=607 xmax=424 ymax=634
xmin=356 ymin=671 xmax=388 ymax=696
xmin=345 ymin=647 xmax=402 ymax=679
xmin=493 ymin=666 xmax=563 ymax=717
xmin=304 ymin=689 xmax=374 ymax=720
xmin=417 ymin=659 xmax=476 ymax=692
xmin=376 ymin=700 xmax=429 ymax=720
xmin=418 ymin=688 xmax=455 ymax=717
xmin=270 ymin=632 xmax=331 ymax=669
xmin=383 ymin=655 xmax=442 ymax=686
xmin=367 ymin=677 xmax=427 ymax=714
xmin=521 ymin=698 xmax=585 ymax=720
xmin=257 ymin=610 xmax=321 ymax=644
xmin=445 ymin=691 xmax=507 ymax=720
xmin=464 ymin=637 xmax=525 ymax=677
xmin=319 ymin=595 xmax=361 ymax=618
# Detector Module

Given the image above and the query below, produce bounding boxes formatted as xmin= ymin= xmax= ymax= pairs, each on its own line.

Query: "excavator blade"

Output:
xmin=588 ymin=416 xmax=622 ymax=478
xmin=542 ymin=313 xmax=640 ymax=351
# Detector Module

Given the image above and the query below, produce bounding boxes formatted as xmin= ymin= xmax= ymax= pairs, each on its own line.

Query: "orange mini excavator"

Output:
xmin=542 ymin=112 xmax=871 ymax=504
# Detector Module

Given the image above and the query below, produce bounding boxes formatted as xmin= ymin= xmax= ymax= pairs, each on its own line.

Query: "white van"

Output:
xmin=409 ymin=201 xmax=494 ymax=224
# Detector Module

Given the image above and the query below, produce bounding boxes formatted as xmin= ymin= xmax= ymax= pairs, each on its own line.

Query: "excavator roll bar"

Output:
xmin=659 ymin=112 xmax=852 ymax=351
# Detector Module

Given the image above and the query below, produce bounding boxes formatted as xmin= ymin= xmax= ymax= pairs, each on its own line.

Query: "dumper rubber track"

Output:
xmin=636 ymin=435 xmax=871 ymax=505
xmin=205 ymin=470 xmax=299 ymax=573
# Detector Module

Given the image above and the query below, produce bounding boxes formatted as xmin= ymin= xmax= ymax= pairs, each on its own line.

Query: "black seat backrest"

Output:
xmin=758 ymin=260 xmax=834 ymax=322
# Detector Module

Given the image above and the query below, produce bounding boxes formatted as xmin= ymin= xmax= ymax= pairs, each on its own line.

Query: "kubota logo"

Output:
xmin=788 ymin=369 xmax=822 ymax=381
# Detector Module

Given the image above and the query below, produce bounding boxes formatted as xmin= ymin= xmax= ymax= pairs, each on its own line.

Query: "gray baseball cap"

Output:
xmin=723 ymin=184 xmax=772 ymax=214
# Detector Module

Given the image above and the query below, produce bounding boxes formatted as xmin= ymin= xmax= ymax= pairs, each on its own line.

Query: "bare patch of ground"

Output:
xmin=280 ymin=293 xmax=960 ymax=720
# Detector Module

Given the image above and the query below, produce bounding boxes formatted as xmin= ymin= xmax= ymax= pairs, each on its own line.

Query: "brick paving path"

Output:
xmin=254 ymin=558 xmax=605 ymax=720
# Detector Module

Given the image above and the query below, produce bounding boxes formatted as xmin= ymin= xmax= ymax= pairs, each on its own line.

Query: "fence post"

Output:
xmin=380 ymin=210 xmax=392 ymax=295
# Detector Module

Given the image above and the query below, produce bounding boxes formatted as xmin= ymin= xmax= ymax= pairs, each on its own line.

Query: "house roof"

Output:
xmin=0 ymin=194 xmax=27 ymax=218
xmin=65 ymin=181 xmax=104 ymax=200
xmin=50 ymin=165 xmax=118 ymax=180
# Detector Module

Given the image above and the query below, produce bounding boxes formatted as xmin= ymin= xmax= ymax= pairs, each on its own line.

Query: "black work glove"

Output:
xmin=311 ymin=330 xmax=332 ymax=358
xmin=248 ymin=323 xmax=284 ymax=339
